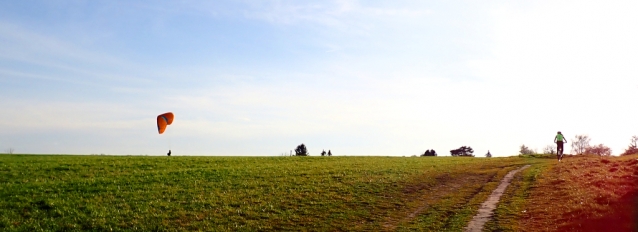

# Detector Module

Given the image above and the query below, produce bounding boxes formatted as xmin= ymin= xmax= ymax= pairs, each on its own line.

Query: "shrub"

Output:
xmin=621 ymin=135 xmax=638 ymax=156
xmin=421 ymin=149 xmax=437 ymax=157
xmin=295 ymin=144 xmax=308 ymax=156
xmin=450 ymin=146 xmax=474 ymax=157
xmin=519 ymin=144 xmax=535 ymax=155
xmin=518 ymin=153 xmax=554 ymax=159
xmin=585 ymin=144 xmax=612 ymax=156
xmin=543 ymin=144 xmax=556 ymax=155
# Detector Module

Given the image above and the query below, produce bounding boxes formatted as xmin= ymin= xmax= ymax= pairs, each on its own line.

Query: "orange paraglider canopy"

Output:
xmin=157 ymin=112 xmax=174 ymax=134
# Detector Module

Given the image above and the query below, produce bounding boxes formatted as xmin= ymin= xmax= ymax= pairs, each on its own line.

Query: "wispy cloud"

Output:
xmin=1 ymin=1 xmax=636 ymax=156
xmin=239 ymin=0 xmax=433 ymax=26
xmin=0 ymin=98 xmax=153 ymax=132
xmin=0 ymin=22 xmax=154 ymax=87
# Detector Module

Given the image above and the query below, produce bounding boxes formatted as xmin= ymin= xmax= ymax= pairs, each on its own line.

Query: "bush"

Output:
xmin=519 ymin=144 xmax=535 ymax=155
xmin=621 ymin=135 xmax=638 ymax=156
xmin=295 ymin=144 xmax=308 ymax=156
xmin=421 ymin=149 xmax=437 ymax=157
xmin=450 ymin=146 xmax=474 ymax=157
xmin=518 ymin=153 xmax=555 ymax=159
xmin=622 ymin=147 xmax=638 ymax=156
xmin=543 ymin=144 xmax=556 ymax=155
xmin=585 ymin=144 xmax=612 ymax=156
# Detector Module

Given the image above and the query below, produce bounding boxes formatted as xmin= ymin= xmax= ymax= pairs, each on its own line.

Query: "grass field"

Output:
xmin=0 ymin=154 xmax=635 ymax=231
xmin=0 ymin=155 xmax=538 ymax=231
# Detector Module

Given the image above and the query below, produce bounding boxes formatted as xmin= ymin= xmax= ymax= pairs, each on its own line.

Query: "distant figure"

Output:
xmin=321 ymin=150 xmax=326 ymax=156
xmin=167 ymin=150 xmax=171 ymax=156
xmin=328 ymin=150 xmax=332 ymax=156
xmin=554 ymin=131 xmax=567 ymax=162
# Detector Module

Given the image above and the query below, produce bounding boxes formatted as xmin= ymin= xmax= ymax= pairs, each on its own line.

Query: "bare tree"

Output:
xmin=586 ymin=144 xmax=612 ymax=156
xmin=519 ymin=144 xmax=534 ymax=155
xmin=621 ymin=135 xmax=638 ymax=156
xmin=5 ymin=148 xmax=14 ymax=154
xmin=571 ymin=134 xmax=591 ymax=155
xmin=543 ymin=144 xmax=556 ymax=155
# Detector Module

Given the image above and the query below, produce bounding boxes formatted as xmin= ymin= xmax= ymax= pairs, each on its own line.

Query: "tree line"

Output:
xmin=292 ymin=144 xmax=496 ymax=157
xmin=520 ymin=135 xmax=638 ymax=156
xmin=292 ymin=134 xmax=638 ymax=157
xmin=292 ymin=143 xmax=332 ymax=156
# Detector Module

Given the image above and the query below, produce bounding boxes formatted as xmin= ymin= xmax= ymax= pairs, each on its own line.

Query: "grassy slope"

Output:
xmin=487 ymin=154 xmax=638 ymax=232
xmin=482 ymin=161 xmax=551 ymax=231
xmin=0 ymin=155 xmax=540 ymax=231
xmin=394 ymin=164 xmax=522 ymax=231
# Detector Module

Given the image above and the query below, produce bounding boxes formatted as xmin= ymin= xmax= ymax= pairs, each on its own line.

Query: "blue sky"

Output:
xmin=1 ymin=1 xmax=637 ymax=156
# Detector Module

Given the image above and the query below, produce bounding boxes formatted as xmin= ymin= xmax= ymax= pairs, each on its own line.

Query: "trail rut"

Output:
xmin=382 ymin=174 xmax=490 ymax=231
xmin=464 ymin=165 xmax=531 ymax=232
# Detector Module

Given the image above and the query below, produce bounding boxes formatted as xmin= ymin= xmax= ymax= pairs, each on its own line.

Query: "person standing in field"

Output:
xmin=554 ymin=131 xmax=567 ymax=161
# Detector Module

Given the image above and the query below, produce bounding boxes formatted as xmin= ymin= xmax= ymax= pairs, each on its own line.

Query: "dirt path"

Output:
xmin=382 ymin=174 xmax=492 ymax=231
xmin=464 ymin=165 xmax=531 ymax=232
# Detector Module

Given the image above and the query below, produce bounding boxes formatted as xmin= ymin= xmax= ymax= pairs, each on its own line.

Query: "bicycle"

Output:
xmin=555 ymin=131 xmax=566 ymax=162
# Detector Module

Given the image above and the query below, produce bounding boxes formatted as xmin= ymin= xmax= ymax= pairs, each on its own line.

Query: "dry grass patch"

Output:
xmin=518 ymin=155 xmax=638 ymax=231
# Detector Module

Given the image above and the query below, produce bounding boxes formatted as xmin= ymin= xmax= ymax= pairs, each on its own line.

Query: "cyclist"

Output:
xmin=554 ymin=131 xmax=567 ymax=161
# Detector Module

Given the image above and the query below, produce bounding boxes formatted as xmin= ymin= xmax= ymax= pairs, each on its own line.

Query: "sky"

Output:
xmin=0 ymin=0 xmax=636 ymax=156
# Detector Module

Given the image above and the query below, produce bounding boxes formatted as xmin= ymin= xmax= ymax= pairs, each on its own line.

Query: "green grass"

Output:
xmin=482 ymin=161 xmax=551 ymax=231
xmin=396 ymin=164 xmax=523 ymax=231
xmin=0 ymin=155 xmax=545 ymax=231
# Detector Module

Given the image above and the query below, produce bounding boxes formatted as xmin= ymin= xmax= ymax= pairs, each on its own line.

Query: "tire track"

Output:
xmin=464 ymin=165 xmax=531 ymax=232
